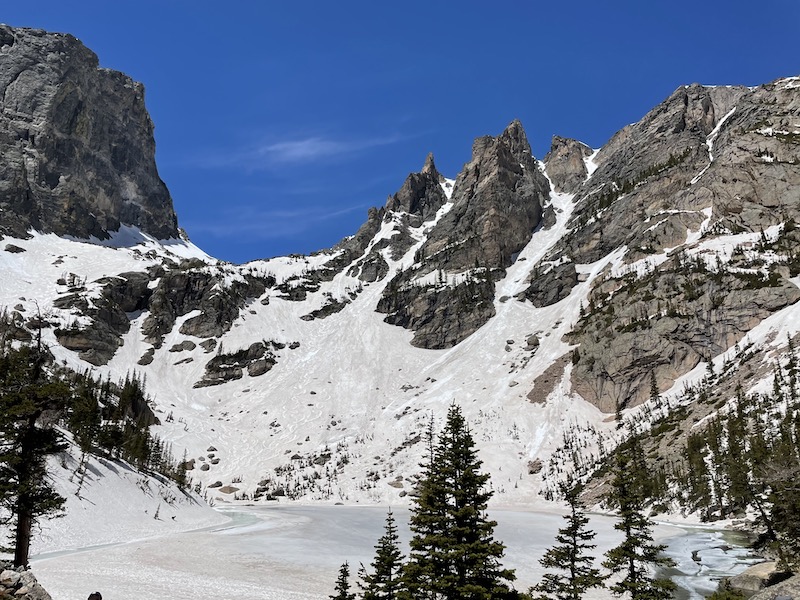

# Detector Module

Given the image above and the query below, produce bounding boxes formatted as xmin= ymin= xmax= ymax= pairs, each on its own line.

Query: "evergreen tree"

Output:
xmin=402 ymin=404 xmax=516 ymax=600
xmin=331 ymin=561 xmax=356 ymax=600
xmin=603 ymin=451 xmax=675 ymax=600
xmin=759 ymin=441 xmax=800 ymax=570
xmin=534 ymin=481 xmax=606 ymax=600
xmin=360 ymin=510 xmax=405 ymax=600
xmin=0 ymin=341 xmax=70 ymax=567
xmin=69 ymin=378 xmax=101 ymax=455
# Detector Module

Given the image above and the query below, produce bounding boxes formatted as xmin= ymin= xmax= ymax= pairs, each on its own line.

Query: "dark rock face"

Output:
xmin=195 ymin=341 xmax=276 ymax=387
xmin=524 ymin=261 xmax=578 ymax=307
xmin=54 ymin=271 xmax=152 ymax=365
xmin=385 ymin=153 xmax=448 ymax=224
xmin=424 ymin=120 xmax=549 ymax=272
xmin=143 ymin=269 xmax=271 ymax=346
xmin=0 ymin=25 xmax=178 ymax=240
xmin=543 ymin=136 xmax=592 ymax=194
xmin=377 ymin=277 xmax=496 ymax=349
xmin=377 ymin=120 xmax=550 ymax=348
xmin=46 ymin=262 xmax=271 ymax=365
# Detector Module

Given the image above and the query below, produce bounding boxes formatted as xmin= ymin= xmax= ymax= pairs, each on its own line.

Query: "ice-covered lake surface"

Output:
xmin=31 ymin=505 xmax=762 ymax=600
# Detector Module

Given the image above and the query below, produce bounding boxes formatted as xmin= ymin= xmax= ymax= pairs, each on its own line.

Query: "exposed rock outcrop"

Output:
xmin=524 ymin=261 xmax=578 ymax=307
xmin=143 ymin=268 xmax=271 ymax=346
xmin=524 ymin=79 xmax=800 ymax=412
xmin=54 ymin=271 xmax=152 ymax=365
xmin=727 ymin=562 xmax=790 ymax=596
xmin=0 ymin=25 xmax=178 ymax=240
xmin=377 ymin=120 xmax=550 ymax=348
xmin=568 ymin=245 xmax=800 ymax=411
xmin=195 ymin=341 xmax=277 ymax=387
xmin=385 ymin=153 xmax=448 ymax=224
xmin=749 ymin=574 xmax=800 ymax=600
xmin=423 ymin=120 xmax=549 ymax=272
xmin=543 ymin=136 xmax=593 ymax=194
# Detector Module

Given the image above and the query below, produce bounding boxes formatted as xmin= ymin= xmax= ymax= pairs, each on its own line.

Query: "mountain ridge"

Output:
xmin=1 ymin=23 xmax=799 ymax=516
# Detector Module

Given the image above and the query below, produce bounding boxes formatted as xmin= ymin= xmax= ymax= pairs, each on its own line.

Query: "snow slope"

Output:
xmin=0 ymin=172 xmax=616 ymax=511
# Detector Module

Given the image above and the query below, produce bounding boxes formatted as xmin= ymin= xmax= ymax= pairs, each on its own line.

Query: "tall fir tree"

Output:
xmin=359 ymin=510 xmax=405 ymax=600
xmin=0 ymin=341 xmax=70 ymax=567
xmin=402 ymin=404 xmax=516 ymax=600
xmin=603 ymin=449 xmax=675 ymax=600
xmin=534 ymin=481 xmax=606 ymax=600
xmin=331 ymin=561 xmax=356 ymax=600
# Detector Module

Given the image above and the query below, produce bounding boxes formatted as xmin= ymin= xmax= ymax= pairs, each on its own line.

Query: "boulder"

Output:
xmin=729 ymin=562 xmax=791 ymax=595
xmin=749 ymin=574 xmax=800 ymax=600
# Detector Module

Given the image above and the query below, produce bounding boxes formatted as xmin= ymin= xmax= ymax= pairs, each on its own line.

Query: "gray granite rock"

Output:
xmin=750 ymin=574 xmax=800 ymax=600
xmin=0 ymin=25 xmax=178 ymax=240
xmin=544 ymin=135 xmax=593 ymax=194
xmin=377 ymin=120 xmax=550 ymax=348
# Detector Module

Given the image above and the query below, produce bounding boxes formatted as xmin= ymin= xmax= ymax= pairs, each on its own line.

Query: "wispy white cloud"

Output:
xmin=256 ymin=137 xmax=349 ymax=163
xmin=192 ymin=132 xmax=409 ymax=171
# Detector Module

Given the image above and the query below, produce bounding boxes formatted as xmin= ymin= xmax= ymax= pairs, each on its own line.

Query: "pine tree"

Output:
xmin=331 ymin=561 xmax=356 ymax=600
xmin=603 ymin=451 xmax=675 ymax=600
xmin=360 ymin=510 xmax=405 ymax=600
xmin=0 ymin=341 xmax=70 ymax=567
xmin=534 ymin=481 xmax=606 ymax=600
xmin=402 ymin=404 xmax=517 ymax=599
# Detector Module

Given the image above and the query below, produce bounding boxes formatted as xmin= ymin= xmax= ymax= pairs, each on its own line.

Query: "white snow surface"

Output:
xmin=584 ymin=148 xmax=600 ymax=178
xmin=32 ymin=445 xmax=226 ymax=555
xmin=31 ymin=504 xmax=756 ymax=600
xmin=0 ymin=181 xmax=617 ymax=512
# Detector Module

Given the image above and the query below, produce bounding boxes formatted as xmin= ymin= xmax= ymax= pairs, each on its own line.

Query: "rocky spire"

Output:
xmin=384 ymin=153 xmax=448 ymax=222
xmin=421 ymin=152 xmax=445 ymax=183
xmin=497 ymin=119 xmax=531 ymax=159
xmin=376 ymin=120 xmax=552 ymax=348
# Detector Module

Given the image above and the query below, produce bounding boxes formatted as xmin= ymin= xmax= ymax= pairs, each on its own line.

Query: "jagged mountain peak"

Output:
xmin=500 ymin=118 xmax=529 ymax=151
xmin=469 ymin=119 xmax=533 ymax=167
xmin=0 ymin=23 xmax=178 ymax=242
xmin=384 ymin=153 xmax=448 ymax=223
xmin=421 ymin=151 xmax=444 ymax=183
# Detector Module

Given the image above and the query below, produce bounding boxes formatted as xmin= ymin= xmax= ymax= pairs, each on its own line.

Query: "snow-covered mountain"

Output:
xmin=2 ymin=25 xmax=799 ymax=520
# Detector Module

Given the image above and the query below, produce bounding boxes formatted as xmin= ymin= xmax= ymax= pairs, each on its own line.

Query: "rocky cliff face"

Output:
xmin=535 ymin=79 xmax=800 ymax=411
xmin=543 ymin=136 xmax=592 ymax=194
xmin=376 ymin=120 xmax=551 ymax=348
xmin=0 ymin=25 xmax=178 ymax=240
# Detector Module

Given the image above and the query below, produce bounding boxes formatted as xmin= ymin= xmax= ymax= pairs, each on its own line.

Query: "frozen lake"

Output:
xmin=31 ymin=505 xmax=761 ymax=600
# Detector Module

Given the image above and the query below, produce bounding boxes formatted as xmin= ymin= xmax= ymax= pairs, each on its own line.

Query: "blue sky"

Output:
xmin=4 ymin=1 xmax=799 ymax=263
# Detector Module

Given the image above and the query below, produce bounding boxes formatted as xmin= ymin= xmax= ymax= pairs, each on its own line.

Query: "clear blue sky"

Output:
xmin=4 ymin=1 xmax=799 ymax=263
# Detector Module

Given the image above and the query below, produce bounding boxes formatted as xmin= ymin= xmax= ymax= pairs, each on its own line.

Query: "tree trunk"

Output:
xmin=14 ymin=508 xmax=32 ymax=567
